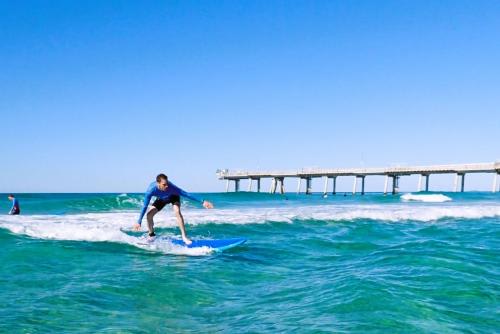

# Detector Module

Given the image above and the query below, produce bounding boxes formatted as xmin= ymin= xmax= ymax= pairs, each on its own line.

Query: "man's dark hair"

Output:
xmin=8 ymin=194 xmax=14 ymax=198
xmin=156 ymin=174 xmax=168 ymax=182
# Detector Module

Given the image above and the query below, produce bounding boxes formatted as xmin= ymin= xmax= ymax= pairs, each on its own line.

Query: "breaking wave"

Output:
xmin=401 ymin=193 xmax=452 ymax=203
xmin=0 ymin=203 xmax=499 ymax=254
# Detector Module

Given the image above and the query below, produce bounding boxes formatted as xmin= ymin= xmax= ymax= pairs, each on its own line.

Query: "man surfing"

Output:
xmin=133 ymin=174 xmax=213 ymax=244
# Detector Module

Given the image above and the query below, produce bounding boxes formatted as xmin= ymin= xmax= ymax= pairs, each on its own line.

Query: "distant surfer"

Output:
xmin=7 ymin=194 xmax=20 ymax=215
xmin=133 ymin=174 xmax=213 ymax=245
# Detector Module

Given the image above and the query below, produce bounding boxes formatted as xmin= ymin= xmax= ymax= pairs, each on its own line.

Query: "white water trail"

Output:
xmin=0 ymin=212 xmax=212 ymax=256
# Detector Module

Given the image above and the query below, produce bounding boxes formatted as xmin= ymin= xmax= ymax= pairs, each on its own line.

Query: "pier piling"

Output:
xmin=269 ymin=178 xmax=276 ymax=194
xmin=279 ymin=178 xmax=285 ymax=194
xmin=493 ymin=173 xmax=499 ymax=193
xmin=454 ymin=173 xmax=465 ymax=192
xmin=391 ymin=176 xmax=399 ymax=195
xmin=331 ymin=177 xmax=337 ymax=195
xmin=306 ymin=177 xmax=312 ymax=195
xmin=352 ymin=176 xmax=366 ymax=195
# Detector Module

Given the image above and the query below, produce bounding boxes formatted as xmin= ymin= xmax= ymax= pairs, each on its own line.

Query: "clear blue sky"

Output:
xmin=1 ymin=0 xmax=499 ymax=193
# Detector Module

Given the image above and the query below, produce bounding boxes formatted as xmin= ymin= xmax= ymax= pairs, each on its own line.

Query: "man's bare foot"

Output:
xmin=182 ymin=236 xmax=192 ymax=245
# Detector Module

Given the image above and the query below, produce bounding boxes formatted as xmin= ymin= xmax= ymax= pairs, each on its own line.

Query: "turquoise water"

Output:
xmin=1 ymin=192 xmax=499 ymax=333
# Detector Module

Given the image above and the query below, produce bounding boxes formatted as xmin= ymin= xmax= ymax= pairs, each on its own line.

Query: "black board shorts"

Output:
xmin=152 ymin=195 xmax=181 ymax=211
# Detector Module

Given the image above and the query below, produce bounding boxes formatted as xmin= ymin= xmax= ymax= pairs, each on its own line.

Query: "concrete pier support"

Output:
xmin=297 ymin=178 xmax=302 ymax=194
xmin=416 ymin=174 xmax=430 ymax=192
xmin=234 ymin=179 xmax=240 ymax=192
xmin=454 ymin=173 xmax=465 ymax=192
xmin=384 ymin=175 xmax=389 ymax=195
xmin=277 ymin=178 xmax=285 ymax=194
xmin=352 ymin=176 xmax=366 ymax=195
xmin=225 ymin=180 xmax=230 ymax=192
xmin=391 ymin=176 xmax=399 ymax=195
xmin=323 ymin=177 xmax=329 ymax=195
xmin=493 ymin=173 xmax=499 ymax=192
xmin=247 ymin=178 xmax=252 ymax=192
xmin=306 ymin=177 xmax=312 ymax=194
xmin=256 ymin=179 xmax=261 ymax=193
xmin=270 ymin=178 xmax=277 ymax=194
xmin=269 ymin=177 xmax=285 ymax=194
xmin=331 ymin=177 xmax=337 ymax=195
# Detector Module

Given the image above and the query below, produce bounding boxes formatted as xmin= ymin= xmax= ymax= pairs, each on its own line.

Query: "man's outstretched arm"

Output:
xmin=172 ymin=183 xmax=213 ymax=209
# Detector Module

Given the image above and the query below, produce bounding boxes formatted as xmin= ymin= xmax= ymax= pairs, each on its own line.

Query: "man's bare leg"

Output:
xmin=173 ymin=203 xmax=192 ymax=245
xmin=146 ymin=207 xmax=158 ymax=236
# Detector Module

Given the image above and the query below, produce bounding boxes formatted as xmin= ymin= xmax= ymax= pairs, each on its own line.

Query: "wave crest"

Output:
xmin=401 ymin=193 xmax=452 ymax=202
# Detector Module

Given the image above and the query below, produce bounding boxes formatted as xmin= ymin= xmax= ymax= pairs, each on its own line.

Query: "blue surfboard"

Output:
xmin=120 ymin=229 xmax=246 ymax=252
xmin=170 ymin=237 xmax=246 ymax=252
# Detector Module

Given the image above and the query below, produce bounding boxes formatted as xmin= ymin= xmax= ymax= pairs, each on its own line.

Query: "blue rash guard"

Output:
xmin=9 ymin=198 xmax=20 ymax=215
xmin=137 ymin=181 xmax=203 ymax=225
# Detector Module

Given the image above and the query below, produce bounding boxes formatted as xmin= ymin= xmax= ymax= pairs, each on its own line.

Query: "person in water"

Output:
xmin=7 ymin=194 xmax=20 ymax=215
xmin=133 ymin=174 xmax=213 ymax=244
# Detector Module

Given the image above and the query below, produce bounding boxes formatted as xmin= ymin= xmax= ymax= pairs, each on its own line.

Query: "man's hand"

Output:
xmin=202 ymin=200 xmax=214 ymax=209
xmin=133 ymin=223 xmax=141 ymax=231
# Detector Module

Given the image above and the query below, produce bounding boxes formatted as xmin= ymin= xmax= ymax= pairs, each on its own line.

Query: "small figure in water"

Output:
xmin=133 ymin=174 xmax=213 ymax=245
xmin=7 ymin=194 xmax=20 ymax=215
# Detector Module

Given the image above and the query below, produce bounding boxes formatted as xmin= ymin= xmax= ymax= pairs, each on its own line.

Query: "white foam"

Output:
xmin=133 ymin=236 xmax=213 ymax=256
xmin=115 ymin=195 xmax=142 ymax=206
xmin=174 ymin=204 xmax=500 ymax=224
xmin=0 ymin=212 xmax=213 ymax=256
xmin=0 ymin=203 xmax=499 ymax=251
xmin=401 ymin=193 xmax=452 ymax=202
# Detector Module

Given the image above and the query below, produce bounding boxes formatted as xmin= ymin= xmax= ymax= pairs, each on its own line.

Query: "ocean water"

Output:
xmin=0 ymin=192 xmax=498 ymax=333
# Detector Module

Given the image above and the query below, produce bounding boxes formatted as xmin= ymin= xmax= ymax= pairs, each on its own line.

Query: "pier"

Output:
xmin=216 ymin=162 xmax=500 ymax=194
